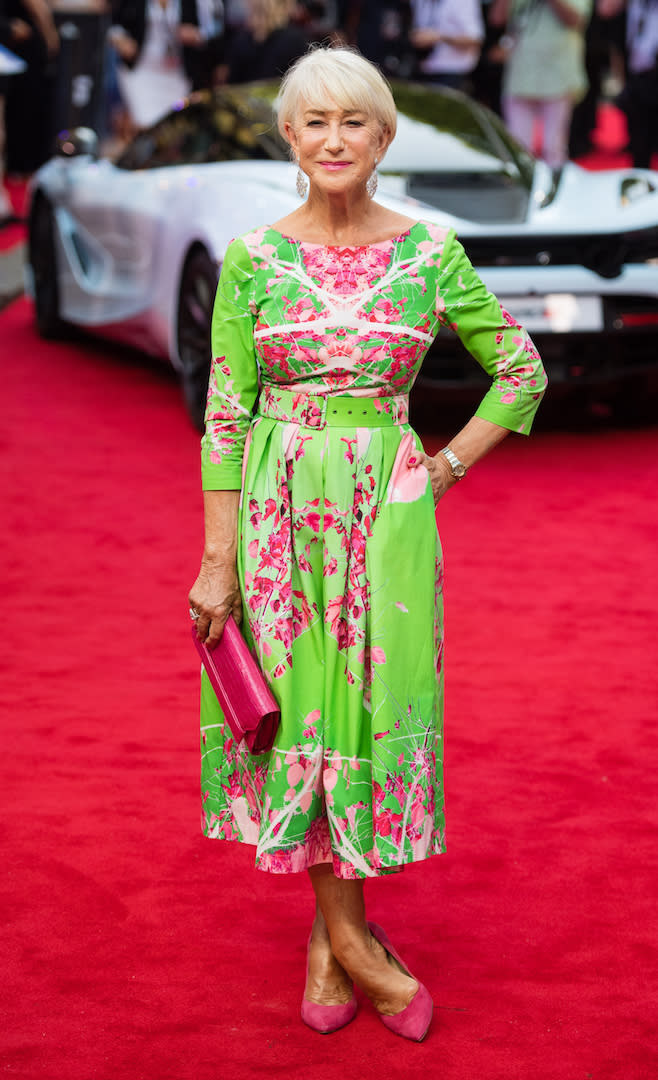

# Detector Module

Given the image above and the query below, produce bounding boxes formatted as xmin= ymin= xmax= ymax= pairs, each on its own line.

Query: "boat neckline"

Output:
xmin=265 ymin=225 xmax=415 ymax=248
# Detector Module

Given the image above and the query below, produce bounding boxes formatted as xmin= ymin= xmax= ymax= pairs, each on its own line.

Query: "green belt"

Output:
xmin=257 ymin=388 xmax=408 ymax=428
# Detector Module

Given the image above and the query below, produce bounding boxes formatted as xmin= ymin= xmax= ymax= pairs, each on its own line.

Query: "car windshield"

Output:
xmin=114 ymin=91 xmax=289 ymax=170
xmin=381 ymin=84 xmax=536 ymax=224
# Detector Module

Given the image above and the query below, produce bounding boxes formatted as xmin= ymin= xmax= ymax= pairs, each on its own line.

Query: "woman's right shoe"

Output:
xmin=301 ymin=936 xmax=358 ymax=1034
xmin=301 ymin=994 xmax=358 ymax=1034
xmin=367 ymin=921 xmax=434 ymax=1042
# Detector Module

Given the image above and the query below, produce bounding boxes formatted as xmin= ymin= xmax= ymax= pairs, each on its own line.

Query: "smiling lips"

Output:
xmin=319 ymin=162 xmax=351 ymax=170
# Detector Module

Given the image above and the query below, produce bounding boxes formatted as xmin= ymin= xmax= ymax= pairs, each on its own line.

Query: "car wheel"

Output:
xmin=176 ymin=246 xmax=218 ymax=431
xmin=29 ymin=195 xmax=65 ymax=339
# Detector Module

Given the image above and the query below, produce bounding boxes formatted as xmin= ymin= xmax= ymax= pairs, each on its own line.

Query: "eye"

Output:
xmin=346 ymin=120 xmax=364 ymax=127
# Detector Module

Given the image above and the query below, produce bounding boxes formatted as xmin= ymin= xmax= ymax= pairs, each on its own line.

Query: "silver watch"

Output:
xmin=440 ymin=446 xmax=468 ymax=479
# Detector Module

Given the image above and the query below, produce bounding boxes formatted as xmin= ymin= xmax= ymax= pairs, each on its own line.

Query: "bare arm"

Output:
xmin=488 ymin=0 xmax=513 ymax=28
xmin=546 ymin=0 xmax=589 ymax=30
xmin=20 ymin=0 xmax=58 ymax=55
xmin=411 ymin=417 xmax=511 ymax=504
xmin=188 ymin=489 xmax=242 ymax=647
xmin=597 ymin=0 xmax=625 ymax=16
xmin=410 ymin=27 xmax=483 ymax=50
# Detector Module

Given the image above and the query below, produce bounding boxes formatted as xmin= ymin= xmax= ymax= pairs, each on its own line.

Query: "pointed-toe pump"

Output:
xmin=367 ymin=921 xmax=433 ymax=1042
xmin=301 ymin=995 xmax=358 ymax=1034
xmin=301 ymin=937 xmax=357 ymax=1034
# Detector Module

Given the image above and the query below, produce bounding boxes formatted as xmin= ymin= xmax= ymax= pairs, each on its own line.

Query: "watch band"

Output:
xmin=440 ymin=446 xmax=468 ymax=479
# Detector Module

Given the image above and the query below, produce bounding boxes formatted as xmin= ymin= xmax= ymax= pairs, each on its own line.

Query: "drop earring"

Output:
xmin=366 ymin=161 xmax=378 ymax=198
xmin=296 ymin=166 xmax=308 ymax=199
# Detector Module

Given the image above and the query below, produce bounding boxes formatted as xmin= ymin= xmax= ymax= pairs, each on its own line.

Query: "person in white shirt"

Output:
xmin=409 ymin=0 xmax=485 ymax=90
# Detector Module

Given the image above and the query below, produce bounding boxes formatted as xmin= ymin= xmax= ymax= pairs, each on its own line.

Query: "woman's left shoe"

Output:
xmin=301 ymin=936 xmax=358 ymax=1034
xmin=367 ymin=921 xmax=434 ymax=1042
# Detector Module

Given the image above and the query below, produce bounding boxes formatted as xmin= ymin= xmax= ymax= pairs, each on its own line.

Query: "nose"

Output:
xmin=324 ymin=120 xmax=344 ymax=153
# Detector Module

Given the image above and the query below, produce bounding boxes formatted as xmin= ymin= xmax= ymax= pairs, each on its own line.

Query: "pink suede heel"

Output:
xmin=367 ymin=922 xmax=434 ymax=1042
xmin=301 ymin=995 xmax=358 ymax=1034
xmin=301 ymin=937 xmax=358 ymax=1034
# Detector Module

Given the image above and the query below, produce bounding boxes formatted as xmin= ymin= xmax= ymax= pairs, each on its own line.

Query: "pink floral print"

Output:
xmin=199 ymin=223 xmax=546 ymax=877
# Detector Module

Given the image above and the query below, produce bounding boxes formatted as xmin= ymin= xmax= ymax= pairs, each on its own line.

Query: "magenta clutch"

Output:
xmin=192 ymin=615 xmax=280 ymax=755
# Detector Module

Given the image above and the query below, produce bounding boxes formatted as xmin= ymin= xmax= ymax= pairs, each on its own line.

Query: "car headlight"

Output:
xmin=621 ymin=176 xmax=656 ymax=204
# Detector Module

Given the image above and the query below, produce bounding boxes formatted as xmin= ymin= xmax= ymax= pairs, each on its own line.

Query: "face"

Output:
xmin=285 ymin=102 xmax=390 ymax=196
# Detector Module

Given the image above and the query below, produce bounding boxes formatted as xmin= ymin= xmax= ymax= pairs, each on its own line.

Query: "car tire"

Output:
xmin=29 ymin=195 xmax=66 ymax=339
xmin=176 ymin=246 xmax=219 ymax=431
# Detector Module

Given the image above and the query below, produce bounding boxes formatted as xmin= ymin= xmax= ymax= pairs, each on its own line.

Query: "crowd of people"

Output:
xmin=1 ymin=0 xmax=658 ymax=223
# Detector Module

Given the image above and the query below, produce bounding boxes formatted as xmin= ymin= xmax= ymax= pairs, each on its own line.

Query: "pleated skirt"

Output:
xmin=200 ymin=405 xmax=446 ymax=878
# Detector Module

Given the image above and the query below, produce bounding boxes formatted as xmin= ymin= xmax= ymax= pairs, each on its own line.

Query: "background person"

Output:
xmin=3 ymin=0 xmax=58 ymax=177
xmin=490 ymin=0 xmax=593 ymax=167
xmin=600 ymin=0 xmax=658 ymax=167
xmin=110 ymin=0 xmax=208 ymax=132
xmin=409 ymin=0 xmax=485 ymax=90
xmin=471 ymin=0 xmax=508 ymax=114
xmin=189 ymin=45 xmax=546 ymax=1041
xmin=214 ymin=0 xmax=307 ymax=84
xmin=337 ymin=1 xmax=416 ymax=78
xmin=1 ymin=3 xmax=31 ymax=220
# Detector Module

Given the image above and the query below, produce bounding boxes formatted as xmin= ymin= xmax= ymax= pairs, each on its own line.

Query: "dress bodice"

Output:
xmin=200 ymin=221 xmax=547 ymax=489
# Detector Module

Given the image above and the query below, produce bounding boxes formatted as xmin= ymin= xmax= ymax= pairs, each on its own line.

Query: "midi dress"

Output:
xmin=199 ymin=221 xmax=546 ymax=879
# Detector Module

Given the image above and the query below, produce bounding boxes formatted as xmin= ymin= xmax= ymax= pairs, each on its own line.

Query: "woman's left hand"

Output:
xmin=407 ymin=450 xmax=456 ymax=506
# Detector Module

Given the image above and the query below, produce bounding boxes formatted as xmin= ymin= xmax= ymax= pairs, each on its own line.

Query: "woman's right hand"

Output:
xmin=188 ymin=560 xmax=242 ymax=648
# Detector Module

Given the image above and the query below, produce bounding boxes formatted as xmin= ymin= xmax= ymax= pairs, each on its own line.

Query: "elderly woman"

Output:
xmin=189 ymin=45 xmax=546 ymax=1042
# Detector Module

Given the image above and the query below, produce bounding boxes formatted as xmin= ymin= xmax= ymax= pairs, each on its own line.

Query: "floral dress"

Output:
xmin=199 ymin=221 xmax=546 ymax=879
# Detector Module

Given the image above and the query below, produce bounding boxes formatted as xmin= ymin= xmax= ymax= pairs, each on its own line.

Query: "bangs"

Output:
xmin=296 ymin=69 xmax=380 ymax=122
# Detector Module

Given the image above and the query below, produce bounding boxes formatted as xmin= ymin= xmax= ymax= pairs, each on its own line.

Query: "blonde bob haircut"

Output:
xmin=276 ymin=46 xmax=398 ymax=144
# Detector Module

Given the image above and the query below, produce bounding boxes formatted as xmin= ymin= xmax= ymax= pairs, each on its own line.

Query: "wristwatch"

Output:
xmin=440 ymin=446 xmax=468 ymax=479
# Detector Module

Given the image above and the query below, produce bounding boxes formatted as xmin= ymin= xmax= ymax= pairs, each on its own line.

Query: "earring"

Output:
xmin=366 ymin=168 xmax=378 ymax=199
xmin=296 ymin=166 xmax=308 ymax=199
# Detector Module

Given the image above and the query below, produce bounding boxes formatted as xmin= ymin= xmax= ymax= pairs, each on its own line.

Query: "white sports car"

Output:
xmin=27 ymin=81 xmax=658 ymax=427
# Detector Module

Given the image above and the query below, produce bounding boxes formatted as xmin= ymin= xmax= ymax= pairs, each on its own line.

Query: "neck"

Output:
xmin=300 ymin=187 xmax=376 ymax=245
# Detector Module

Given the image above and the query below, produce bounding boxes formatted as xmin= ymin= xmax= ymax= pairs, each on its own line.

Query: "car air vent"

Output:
xmin=462 ymin=227 xmax=658 ymax=278
xmin=404 ymin=172 xmax=530 ymax=224
xmin=624 ymin=225 xmax=658 ymax=263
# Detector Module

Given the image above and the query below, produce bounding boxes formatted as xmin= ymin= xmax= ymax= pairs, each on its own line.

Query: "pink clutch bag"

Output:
xmin=192 ymin=615 xmax=280 ymax=755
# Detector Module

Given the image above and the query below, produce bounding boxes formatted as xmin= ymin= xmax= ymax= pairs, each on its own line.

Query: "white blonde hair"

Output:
xmin=276 ymin=46 xmax=397 ymax=143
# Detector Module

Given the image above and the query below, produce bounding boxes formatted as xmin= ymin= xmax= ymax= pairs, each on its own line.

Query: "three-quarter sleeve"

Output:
xmin=201 ymin=238 xmax=259 ymax=490
xmin=437 ymin=229 xmax=547 ymax=434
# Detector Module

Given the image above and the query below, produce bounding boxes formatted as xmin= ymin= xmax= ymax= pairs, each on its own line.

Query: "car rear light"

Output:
xmin=615 ymin=312 xmax=658 ymax=327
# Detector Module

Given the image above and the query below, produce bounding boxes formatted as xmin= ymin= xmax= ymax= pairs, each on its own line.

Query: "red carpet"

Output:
xmin=0 ymin=179 xmax=27 ymax=253
xmin=1 ymin=292 xmax=657 ymax=1080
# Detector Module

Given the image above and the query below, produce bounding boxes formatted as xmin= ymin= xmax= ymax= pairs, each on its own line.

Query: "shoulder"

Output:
xmin=225 ymin=227 xmax=273 ymax=261
xmin=404 ymin=220 xmax=456 ymax=255
xmin=224 ymin=226 xmax=294 ymax=272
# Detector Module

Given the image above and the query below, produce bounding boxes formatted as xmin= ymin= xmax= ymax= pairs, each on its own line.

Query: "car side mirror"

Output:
xmin=55 ymin=127 xmax=99 ymax=160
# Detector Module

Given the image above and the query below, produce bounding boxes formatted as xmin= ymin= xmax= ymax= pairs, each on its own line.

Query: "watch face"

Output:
xmin=441 ymin=448 xmax=467 ymax=478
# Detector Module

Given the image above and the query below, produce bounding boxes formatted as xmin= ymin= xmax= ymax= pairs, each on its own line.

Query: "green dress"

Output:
xmin=199 ymin=221 xmax=546 ymax=879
